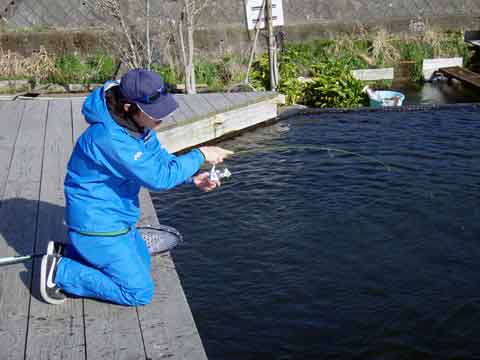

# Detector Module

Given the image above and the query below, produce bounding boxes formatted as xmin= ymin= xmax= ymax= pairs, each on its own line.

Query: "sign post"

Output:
xmin=266 ymin=0 xmax=279 ymax=91
xmin=245 ymin=0 xmax=284 ymax=91
xmin=245 ymin=0 xmax=284 ymax=30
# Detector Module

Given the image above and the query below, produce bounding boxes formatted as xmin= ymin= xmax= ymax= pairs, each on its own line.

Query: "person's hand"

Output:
xmin=198 ymin=146 xmax=234 ymax=165
xmin=193 ymin=172 xmax=220 ymax=192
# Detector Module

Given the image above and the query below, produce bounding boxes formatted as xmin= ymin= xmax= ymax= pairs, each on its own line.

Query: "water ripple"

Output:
xmin=152 ymin=106 xmax=480 ymax=360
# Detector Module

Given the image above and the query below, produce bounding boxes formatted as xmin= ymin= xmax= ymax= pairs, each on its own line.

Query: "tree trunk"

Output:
xmin=178 ymin=9 xmax=191 ymax=93
xmin=146 ymin=0 xmax=151 ymax=70
xmin=119 ymin=11 xmax=140 ymax=69
xmin=186 ymin=17 xmax=196 ymax=94
xmin=181 ymin=0 xmax=196 ymax=94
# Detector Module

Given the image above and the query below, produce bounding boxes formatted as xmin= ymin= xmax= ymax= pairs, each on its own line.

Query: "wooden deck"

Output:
xmin=0 ymin=92 xmax=281 ymax=359
xmin=438 ymin=66 xmax=480 ymax=89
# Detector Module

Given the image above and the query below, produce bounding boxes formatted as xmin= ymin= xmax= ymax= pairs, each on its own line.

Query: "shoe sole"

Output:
xmin=39 ymin=255 xmax=66 ymax=305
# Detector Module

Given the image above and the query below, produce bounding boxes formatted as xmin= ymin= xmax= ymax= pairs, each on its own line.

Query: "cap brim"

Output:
xmin=137 ymin=93 xmax=178 ymax=121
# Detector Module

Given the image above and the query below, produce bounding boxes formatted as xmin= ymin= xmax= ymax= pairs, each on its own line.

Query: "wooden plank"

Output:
xmin=0 ymin=101 xmax=24 ymax=197
xmin=84 ymin=301 xmax=145 ymax=360
xmin=160 ymin=113 xmax=177 ymax=129
xmin=173 ymin=95 xmax=197 ymax=121
xmin=178 ymin=94 xmax=217 ymax=118
xmin=0 ymin=100 xmax=47 ymax=360
xmin=244 ymin=91 xmax=282 ymax=104
xmin=26 ymin=100 xmax=85 ymax=360
xmin=200 ymin=93 xmax=234 ymax=112
xmin=217 ymin=92 xmax=236 ymax=106
xmin=424 ymin=57 xmax=463 ymax=80
xmin=137 ymin=190 xmax=208 ymax=360
xmin=71 ymin=97 xmax=88 ymax=141
xmin=172 ymin=92 xmax=278 ymax=129
xmin=157 ymin=98 xmax=278 ymax=153
xmin=223 ymin=92 xmax=251 ymax=106
xmin=0 ymin=101 xmax=21 ymax=146
xmin=351 ymin=68 xmax=394 ymax=81
xmin=243 ymin=91 xmax=264 ymax=101
xmin=169 ymin=103 xmax=190 ymax=123
xmin=438 ymin=66 xmax=480 ymax=88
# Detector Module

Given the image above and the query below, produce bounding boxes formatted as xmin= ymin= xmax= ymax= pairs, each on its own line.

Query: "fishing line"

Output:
xmin=231 ymin=145 xmax=394 ymax=172
xmin=154 ymin=145 xmax=395 ymax=221
xmin=223 ymin=144 xmax=396 ymax=219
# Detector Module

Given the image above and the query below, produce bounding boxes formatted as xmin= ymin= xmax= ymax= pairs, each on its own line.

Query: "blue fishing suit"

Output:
xmin=55 ymin=82 xmax=205 ymax=306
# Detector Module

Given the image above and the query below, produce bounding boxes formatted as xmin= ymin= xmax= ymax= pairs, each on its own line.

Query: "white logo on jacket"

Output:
xmin=134 ymin=152 xmax=143 ymax=161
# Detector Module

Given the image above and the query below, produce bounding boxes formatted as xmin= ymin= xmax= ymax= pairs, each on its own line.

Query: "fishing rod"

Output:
xmin=0 ymin=253 xmax=43 ymax=266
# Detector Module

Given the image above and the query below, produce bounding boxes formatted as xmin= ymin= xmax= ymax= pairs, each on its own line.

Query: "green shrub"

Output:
xmin=49 ymin=54 xmax=88 ymax=85
xmin=250 ymin=53 xmax=270 ymax=91
xmin=48 ymin=52 xmax=116 ymax=85
xmin=395 ymin=39 xmax=431 ymax=81
xmin=250 ymin=51 xmax=366 ymax=107
xmin=86 ymin=52 xmax=116 ymax=83
xmin=151 ymin=64 xmax=181 ymax=85
xmin=195 ymin=61 xmax=218 ymax=86
xmin=277 ymin=50 xmax=305 ymax=104
xmin=437 ymin=31 xmax=472 ymax=67
xmin=302 ymin=59 xmax=367 ymax=108
xmin=215 ymin=55 xmax=242 ymax=86
xmin=250 ymin=52 xmax=304 ymax=104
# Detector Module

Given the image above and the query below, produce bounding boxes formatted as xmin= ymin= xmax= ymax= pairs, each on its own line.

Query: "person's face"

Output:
xmin=124 ymin=104 xmax=162 ymax=130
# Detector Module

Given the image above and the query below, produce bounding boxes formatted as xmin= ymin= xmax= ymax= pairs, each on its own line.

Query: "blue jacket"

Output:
xmin=64 ymin=82 xmax=205 ymax=234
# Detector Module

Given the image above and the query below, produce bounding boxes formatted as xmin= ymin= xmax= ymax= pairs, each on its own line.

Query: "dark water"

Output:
xmin=152 ymin=105 xmax=480 ymax=360
xmin=394 ymin=82 xmax=480 ymax=105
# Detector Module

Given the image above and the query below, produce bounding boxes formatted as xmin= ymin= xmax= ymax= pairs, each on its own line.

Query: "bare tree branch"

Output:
xmin=85 ymin=0 xmax=208 ymax=91
xmin=84 ymin=0 xmax=153 ymax=70
xmin=193 ymin=0 xmax=209 ymax=18
xmin=176 ymin=0 xmax=209 ymax=93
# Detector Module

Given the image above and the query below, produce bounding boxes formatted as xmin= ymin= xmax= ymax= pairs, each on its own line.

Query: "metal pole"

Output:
xmin=265 ymin=0 xmax=278 ymax=91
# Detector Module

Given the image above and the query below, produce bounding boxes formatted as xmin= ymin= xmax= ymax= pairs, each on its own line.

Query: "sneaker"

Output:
xmin=40 ymin=255 xmax=66 ymax=305
xmin=46 ymin=241 xmax=65 ymax=256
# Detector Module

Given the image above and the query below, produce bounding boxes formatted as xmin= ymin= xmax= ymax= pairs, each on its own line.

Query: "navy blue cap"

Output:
xmin=119 ymin=69 xmax=178 ymax=121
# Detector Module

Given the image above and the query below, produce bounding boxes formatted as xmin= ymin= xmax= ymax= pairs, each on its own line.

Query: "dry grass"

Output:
xmin=422 ymin=29 xmax=442 ymax=57
xmin=0 ymin=46 xmax=55 ymax=81
xmin=370 ymin=27 xmax=401 ymax=65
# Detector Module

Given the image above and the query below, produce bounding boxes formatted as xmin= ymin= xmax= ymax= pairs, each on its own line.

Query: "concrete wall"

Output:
xmin=1 ymin=0 xmax=480 ymax=57
xmin=2 ymin=0 xmax=480 ymax=29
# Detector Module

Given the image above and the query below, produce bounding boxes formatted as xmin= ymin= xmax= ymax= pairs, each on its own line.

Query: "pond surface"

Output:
xmin=152 ymin=102 xmax=480 ymax=360
xmin=393 ymin=81 xmax=480 ymax=105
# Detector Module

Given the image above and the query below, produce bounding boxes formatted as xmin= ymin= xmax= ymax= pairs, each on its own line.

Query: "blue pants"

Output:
xmin=55 ymin=228 xmax=154 ymax=306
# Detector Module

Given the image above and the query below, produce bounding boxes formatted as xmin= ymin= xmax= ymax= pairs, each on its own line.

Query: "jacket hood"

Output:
xmin=82 ymin=81 xmax=119 ymax=127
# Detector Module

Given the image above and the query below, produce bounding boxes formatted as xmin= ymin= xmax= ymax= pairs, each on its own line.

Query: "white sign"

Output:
xmin=245 ymin=0 xmax=284 ymax=30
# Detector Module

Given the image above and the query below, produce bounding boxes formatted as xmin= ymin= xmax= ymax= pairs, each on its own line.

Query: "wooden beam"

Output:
xmin=26 ymin=99 xmax=85 ymax=360
xmin=0 ymin=100 xmax=45 ymax=359
xmin=438 ymin=66 xmax=480 ymax=89
xmin=137 ymin=190 xmax=208 ymax=360
xmin=351 ymin=68 xmax=394 ymax=81
xmin=423 ymin=57 xmax=463 ymax=80
xmin=157 ymin=98 xmax=278 ymax=153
